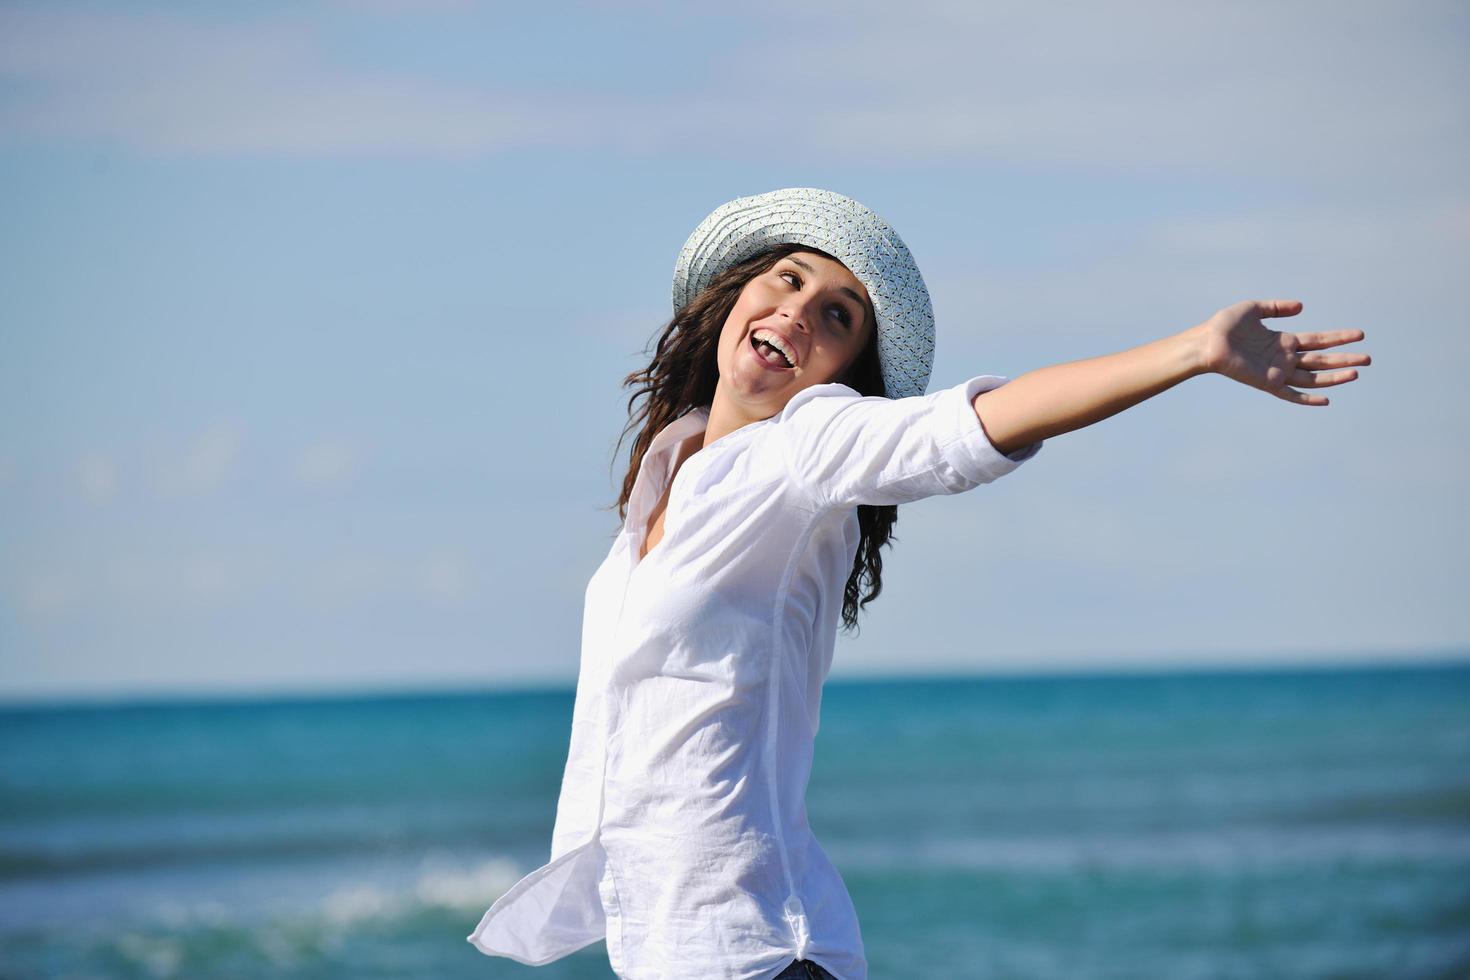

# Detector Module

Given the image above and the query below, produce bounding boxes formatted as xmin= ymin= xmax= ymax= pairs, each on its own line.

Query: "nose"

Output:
xmin=776 ymin=296 xmax=818 ymax=335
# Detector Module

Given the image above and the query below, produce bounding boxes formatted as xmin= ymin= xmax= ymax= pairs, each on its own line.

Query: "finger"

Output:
xmin=1290 ymin=368 xmax=1358 ymax=388
xmin=1276 ymin=385 xmax=1329 ymax=406
xmin=1256 ymin=299 xmax=1304 ymax=319
xmin=1298 ymin=351 xmax=1372 ymax=370
xmin=1294 ymin=329 xmax=1367 ymax=351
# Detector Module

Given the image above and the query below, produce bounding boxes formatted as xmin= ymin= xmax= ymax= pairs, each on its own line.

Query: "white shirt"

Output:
xmin=468 ymin=374 xmax=1043 ymax=979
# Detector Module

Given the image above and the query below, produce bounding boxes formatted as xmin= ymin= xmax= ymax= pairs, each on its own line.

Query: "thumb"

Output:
xmin=1256 ymin=299 xmax=1303 ymax=319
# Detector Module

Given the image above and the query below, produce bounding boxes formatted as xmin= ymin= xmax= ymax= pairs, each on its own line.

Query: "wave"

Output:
xmin=825 ymin=826 xmax=1470 ymax=874
xmin=4 ymin=853 xmax=534 ymax=979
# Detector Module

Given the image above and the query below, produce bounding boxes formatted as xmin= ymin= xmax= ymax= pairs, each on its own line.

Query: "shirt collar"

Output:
xmin=646 ymin=406 xmax=711 ymax=459
xmin=646 ymin=404 xmax=789 ymax=464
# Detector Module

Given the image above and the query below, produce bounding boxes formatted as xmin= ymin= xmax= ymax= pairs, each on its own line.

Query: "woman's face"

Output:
xmin=713 ymin=250 xmax=875 ymax=420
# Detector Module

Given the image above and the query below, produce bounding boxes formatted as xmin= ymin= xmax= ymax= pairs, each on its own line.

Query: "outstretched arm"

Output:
xmin=972 ymin=300 xmax=1372 ymax=457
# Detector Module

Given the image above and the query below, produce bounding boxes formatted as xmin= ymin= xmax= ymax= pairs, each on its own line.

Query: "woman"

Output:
xmin=468 ymin=188 xmax=1370 ymax=979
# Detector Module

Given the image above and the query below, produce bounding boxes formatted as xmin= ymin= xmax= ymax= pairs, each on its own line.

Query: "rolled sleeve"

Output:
xmin=777 ymin=375 xmax=1042 ymax=511
xmin=943 ymin=374 xmax=1043 ymax=482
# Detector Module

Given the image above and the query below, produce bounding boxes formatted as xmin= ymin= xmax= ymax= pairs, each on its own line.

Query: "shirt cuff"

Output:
xmin=937 ymin=374 xmax=1042 ymax=485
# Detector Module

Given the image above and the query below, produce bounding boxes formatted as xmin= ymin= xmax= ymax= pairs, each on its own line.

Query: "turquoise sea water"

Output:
xmin=2 ymin=663 xmax=1468 ymax=979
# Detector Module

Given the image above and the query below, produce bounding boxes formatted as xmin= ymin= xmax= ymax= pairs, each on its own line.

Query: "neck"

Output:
xmin=703 ymin=385 xmax=774 ymax=448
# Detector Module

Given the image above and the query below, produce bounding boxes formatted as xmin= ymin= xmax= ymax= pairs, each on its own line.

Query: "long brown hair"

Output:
xmin=610 ymin=243 xmax=899 ymax=633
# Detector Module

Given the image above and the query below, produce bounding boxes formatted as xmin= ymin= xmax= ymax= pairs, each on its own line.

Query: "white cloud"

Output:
xmin=327 ymin=0 xmax=477 ymax=13
xmin=300 ymin=553 xmax=395 ymax=609
xmin=416 ymin=552 xmax=472 ymax=605
xmin=151 ymin=423 xmax=241 ymax=498
xmin=728 ymin=0 xmax=1467 ymax=181
xmin=295 ymin=550 xmax=476 ymax=608
xmin=76 ymin=451 xmax=117 ymax=502
xmin=294 ymin=439 xmax=360 ymax=490
xmin=16 ymin=571 xmax=80 ymax=618
xmin=9 ymin=546 xmax=477 ymax=626
xmin=1136 ymin=199 xmax=1470 ymax=262
xmin=0 ymin=2 xmax=1462 ymax=186
xmin=0 ymin=8 xmax=541 ymax=157
xmin=924 ymin=190 xmax=1467 ymax=385
xmin=100 ymin=553 xmax=245 ymax=612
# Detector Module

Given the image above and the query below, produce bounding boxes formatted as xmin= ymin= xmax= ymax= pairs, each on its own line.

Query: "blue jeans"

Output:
xmin=772 ymin=960 xmax=838 ymax=980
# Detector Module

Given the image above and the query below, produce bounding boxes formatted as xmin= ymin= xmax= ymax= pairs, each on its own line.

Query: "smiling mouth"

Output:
xmin=749 ymin=333 xmax=795 ymax=369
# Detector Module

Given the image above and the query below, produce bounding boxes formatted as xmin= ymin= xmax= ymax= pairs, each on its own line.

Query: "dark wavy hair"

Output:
xmin=610 ymin=242 xmax=899 ymax=633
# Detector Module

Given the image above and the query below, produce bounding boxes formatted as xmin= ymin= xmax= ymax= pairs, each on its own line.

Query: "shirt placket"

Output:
xmin=592 ymin=443 xmax=669 ymax=972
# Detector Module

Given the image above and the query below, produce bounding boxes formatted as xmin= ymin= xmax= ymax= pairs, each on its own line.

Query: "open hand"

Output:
xmin=1197 ymin=300 xmax=1370 ymax=406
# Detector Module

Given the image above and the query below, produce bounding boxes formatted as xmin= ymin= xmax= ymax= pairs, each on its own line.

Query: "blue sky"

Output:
xmin=2 ymin=0 xmax=1466 ymax=702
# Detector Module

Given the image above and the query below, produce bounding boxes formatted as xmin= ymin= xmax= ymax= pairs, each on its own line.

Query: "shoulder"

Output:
xmin=774 ymin=381 xmax=868 ymax=425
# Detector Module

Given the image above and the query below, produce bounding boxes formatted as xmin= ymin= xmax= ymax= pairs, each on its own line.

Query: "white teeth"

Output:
xmin=752 ymin=329 xmax=796 ymax=367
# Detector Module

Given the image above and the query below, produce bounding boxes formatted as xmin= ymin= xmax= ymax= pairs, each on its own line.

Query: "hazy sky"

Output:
xmin=2 ymin=0 xmax=1466 ymax=702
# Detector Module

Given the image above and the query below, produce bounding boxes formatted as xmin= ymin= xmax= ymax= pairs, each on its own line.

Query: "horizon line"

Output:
xmin=3 ymin=646 xmax=1467 ymax=713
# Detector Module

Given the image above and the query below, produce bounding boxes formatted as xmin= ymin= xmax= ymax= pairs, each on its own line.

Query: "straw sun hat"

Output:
xmin=671 ymin=187 xmax=935 ymax=400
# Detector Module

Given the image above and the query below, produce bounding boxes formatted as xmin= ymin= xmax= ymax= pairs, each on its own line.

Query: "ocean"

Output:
xmin=2 ymin=663 xmax=1467 ymax=979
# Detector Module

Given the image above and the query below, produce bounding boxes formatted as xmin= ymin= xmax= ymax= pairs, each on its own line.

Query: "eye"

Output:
xmin=779 ymin=269 xmax=854 ymax=328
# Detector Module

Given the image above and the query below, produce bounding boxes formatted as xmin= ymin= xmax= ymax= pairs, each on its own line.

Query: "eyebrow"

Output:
xmin=785 ymin=255 xmax=868 ymax=313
